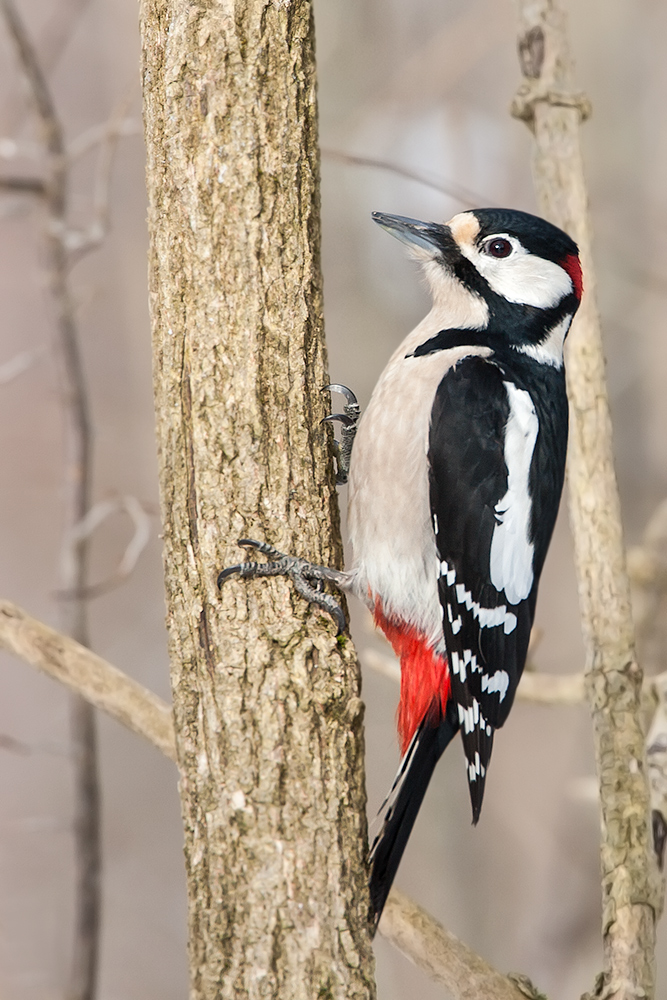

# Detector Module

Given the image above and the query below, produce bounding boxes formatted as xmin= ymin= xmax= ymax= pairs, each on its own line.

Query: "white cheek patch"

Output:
xmin=516 ymin=313 xmax=572 ymax=368
xmin=459 ymin=237 xmax=573 ymax=309
xmin=490 ymin=382 xmax=538 ymax=604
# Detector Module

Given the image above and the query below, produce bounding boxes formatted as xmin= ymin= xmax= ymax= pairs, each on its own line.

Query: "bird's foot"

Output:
xmin=322 ymin=384 xmax=360 ymax=485
xmin=217 ymin=538 xmax=349 ymax=634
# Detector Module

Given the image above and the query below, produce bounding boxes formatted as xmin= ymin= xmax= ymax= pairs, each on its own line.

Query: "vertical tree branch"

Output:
xmin=512 ymin=4 xmax=658 ymax=998
xmin=140 ymin=2 xmax=376 ymax=998
xmin=0 ymin=4 xmax=100 ymax=999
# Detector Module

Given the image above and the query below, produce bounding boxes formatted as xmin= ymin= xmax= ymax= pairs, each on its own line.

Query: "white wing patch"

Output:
xmin=439 ymin=561 xmax=517 ymax=635
xmin=456 ymin=699 xmax=491 ymax=781
xmin=490 ymin=382 xmax=539 ymax=604
xmin=481 ymin=669 xmax=510 ymax=701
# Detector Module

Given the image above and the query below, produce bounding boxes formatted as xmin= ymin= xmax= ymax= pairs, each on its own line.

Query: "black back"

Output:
xmin=428 ymin=346 xmax=568 ymax=820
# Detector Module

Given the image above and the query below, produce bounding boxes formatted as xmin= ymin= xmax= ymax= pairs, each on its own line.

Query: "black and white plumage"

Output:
xmin=219 ymin=206 xmax=582 ymax=927
xmin=353 ymin=208 xmax=581 ymax=921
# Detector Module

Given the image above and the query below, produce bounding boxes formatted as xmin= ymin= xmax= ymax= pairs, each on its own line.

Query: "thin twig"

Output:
xmin=512 ymin=3 xmax=657 ymax=998
xmin=362 ymin=647 xmax=587 ymax=704
xmin=1 ymin=3 xmax=100 ymax=999
xmin=0 ymin=0 xmax=92 ymax=140
xmin=0 ymin=347 xmax=45 ymax=384
xmin=363 ymin=646 xmax=667 ymax=709
xmin=57 ymin=496 xmax=152 ymax=600
xmin=321 ymin=148 xmax=487 ymax=208
xmin=67 ymin=117 xmax=142 ymax=162
xmin=65 ymin=89 xmax=137 ymax=258
xmin=0 ymin=136 xmax=43 ymax=160
xmin=0 ymin=175 xmax=46 ymax=194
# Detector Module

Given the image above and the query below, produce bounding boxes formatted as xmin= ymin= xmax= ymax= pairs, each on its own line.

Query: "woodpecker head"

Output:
xmin=373 ymin=208 xmax=582 ymax=365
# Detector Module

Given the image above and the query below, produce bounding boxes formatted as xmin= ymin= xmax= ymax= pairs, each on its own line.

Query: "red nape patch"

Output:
xmin=562 ymin=253 xmax=584 ymax=301
xmin=374 ymin=600 xmax=451 ymax=755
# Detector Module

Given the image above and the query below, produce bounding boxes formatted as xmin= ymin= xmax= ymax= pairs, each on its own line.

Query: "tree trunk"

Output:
xmin=139 ymin=2 xmax=376 ymax=998
xmin=513 ymin=3 xmax=658 ymax=996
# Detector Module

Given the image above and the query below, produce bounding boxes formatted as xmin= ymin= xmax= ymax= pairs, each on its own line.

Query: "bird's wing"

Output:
xmin=428 ymin=354 xmax=536 ymax=821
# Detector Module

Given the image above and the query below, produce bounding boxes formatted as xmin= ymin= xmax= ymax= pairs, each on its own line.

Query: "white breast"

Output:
xmin=347 ymin=306 xmax=491 ymax=651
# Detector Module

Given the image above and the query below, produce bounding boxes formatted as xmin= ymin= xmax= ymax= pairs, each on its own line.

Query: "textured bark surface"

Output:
xmin=140 ymin=2 xmax=375 ymax=998
xmin=513 ymin=3 xmax=658 ymax=998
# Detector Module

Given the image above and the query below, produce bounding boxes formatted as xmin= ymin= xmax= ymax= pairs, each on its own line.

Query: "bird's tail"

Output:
xmin=368 ymin=700 xmax=458 ymax=928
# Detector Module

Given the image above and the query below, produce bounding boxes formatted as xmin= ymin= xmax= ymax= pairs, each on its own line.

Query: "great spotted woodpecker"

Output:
xmin=219 ymin=207 xmax=582 ymax=927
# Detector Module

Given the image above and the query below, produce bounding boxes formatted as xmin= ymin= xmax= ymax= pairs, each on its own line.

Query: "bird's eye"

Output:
xmin=484 ymin=238 xmax=513 ymax=259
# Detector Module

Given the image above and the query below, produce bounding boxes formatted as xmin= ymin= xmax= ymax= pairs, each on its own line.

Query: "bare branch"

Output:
xmin=65 ymin=90 xmax=138 ymax=258
xmin=0 ymin=599 xmax=550 ymax=998
xmin=1 ymin=3 xmax=100 ymax=997
xmin=0 ymin=175 xmax=46 ymax=194
xmin=629 ymin=500 xmax=667 ymax=690
xmin=59 ymin=496 xmax=152 ymax=600
xmin=0 ymin=0 xmax=91 ymax=139
xmin=513 ymin=3 xmax=657 ymax=997
xmin=514 ymin=670 xmax=584 ymax=705
xmin=361 ymin=648 xmax=401 ymax=684
xmin=67 ymin=117 xmax=142 ymax=163
xmin=0 ymin=0 xmax=64 ymax=164
xmin=362 ymin=647 xmax=587 ymax=705
xmin=379 ymin=890 xmax=535 ymax=1000
xmin=0 ymin=732 xmax=33 ymax=755
xmin=0 ymin=137 xmax=43 ymax=161
xmin=0 ymin=600 xmax=176 ymax=762
xmin=0 ymin=347 xmax=45 ymax=384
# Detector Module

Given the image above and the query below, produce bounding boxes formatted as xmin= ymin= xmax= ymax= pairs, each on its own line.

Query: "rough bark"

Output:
xmin=139 ymin=2 xmax=376 ymax=998
xmin=512 ymin=3 xmax=659 ymax=998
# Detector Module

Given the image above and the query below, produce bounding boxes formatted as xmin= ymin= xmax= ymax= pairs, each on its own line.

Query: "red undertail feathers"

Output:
xmin=373 ymin=600 xmax=451 ymax=754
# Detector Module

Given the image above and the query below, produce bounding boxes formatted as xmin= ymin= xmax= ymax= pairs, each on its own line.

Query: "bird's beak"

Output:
xmin=371 ymin=212 xmax=455 ymax=256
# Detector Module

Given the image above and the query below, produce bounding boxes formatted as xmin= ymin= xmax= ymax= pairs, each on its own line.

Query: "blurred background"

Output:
xmin=0 ymin=0 xmax=666 ymax=998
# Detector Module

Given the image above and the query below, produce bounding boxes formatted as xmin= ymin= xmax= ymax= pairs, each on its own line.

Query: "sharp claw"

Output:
xmin=323 ymin=383 xmax=359 ymax=408
xmin=322 ymin=412 xmax=356 ymax=428
xmin=218 ymin=539 xmax=279 ymax=588
xmin=322 ymin=382 xmax=359 ymax=412
xmin=217 ymin=564 xmax=243 ymax=587
xmin=333 ymin=607 xmax=346 ymax=636
xmin=322 ymin=386 xmax=360 ymax=487
xmin=217 ymin=538 xmax=348 ymax=634
xmin=237 ymin=538 xmax=282 ymax=559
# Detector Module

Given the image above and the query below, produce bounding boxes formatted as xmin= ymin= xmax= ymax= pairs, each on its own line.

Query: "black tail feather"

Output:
xmin=368 ymin=704 xmax=458 ymax=928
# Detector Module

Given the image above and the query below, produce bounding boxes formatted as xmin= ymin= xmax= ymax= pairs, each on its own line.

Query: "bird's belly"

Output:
xmin=347 ymin=342 xmax=491 ymax=649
